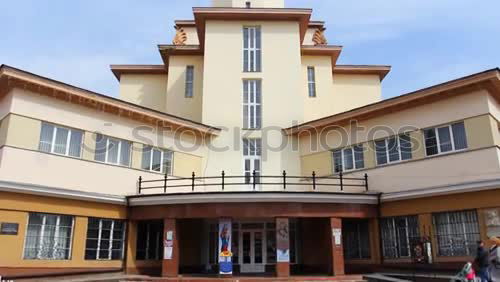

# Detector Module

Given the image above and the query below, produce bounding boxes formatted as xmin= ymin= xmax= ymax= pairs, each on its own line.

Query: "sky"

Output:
xmin=1 ymin=0 xmax=499 ymax=99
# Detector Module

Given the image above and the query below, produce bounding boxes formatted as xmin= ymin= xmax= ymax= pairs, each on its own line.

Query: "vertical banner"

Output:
xmin=218 ymin=218 xmax=233 ymax=275
xmin=332 ymin=228 xmax=342 ymax=245
xmin=164 ymin=230 xmax=174 ymax=260
xmin=276 ymin=218 xmax=290 ymax=262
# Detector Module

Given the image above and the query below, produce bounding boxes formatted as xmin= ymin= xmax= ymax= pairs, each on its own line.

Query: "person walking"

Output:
xmin=476 ymin=240 xmax=491 ymax=282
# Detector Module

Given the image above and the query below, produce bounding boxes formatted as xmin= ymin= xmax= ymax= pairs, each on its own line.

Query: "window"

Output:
xmin=245 ymin=1 xmax=251 ymax=8
xmin=433 ymin=210 xmax=480 ymax=257
xmin=142 ymin=146 xmax=173 ymax=175
xmin=375 ymin=134 xmax=412 ymax=165
xmin=136 ymin=220 xmax=163 ymax=260
xmin=185 ymin=65 xmax=194 ymax=98
xmin=39 ymin=122 xmax=83 ymax=158
xmin=243 ymin=138 xmax=261 ymax=184
xmin=307 ymin=66 xmax=316 ymax=97
xmin=23 ymin=213 xmax=74 ymax=260
xmin=94 ymin=134 xmax=131 ymax=166
xmin=333 ymin=145 xmax=364 ymax=173
xmin=343 ymin=219 xmax=371 ymax=260
xmin=380 ymin=216 xmax=419 ymax=259
xmin=243 ymin=26 xmax=261 ymax=72
xmin=243 ymin=80 xmax=262 ymax=129
xmin=85 ymin=218 xmax=125 ymax=260
xmin=424 ymin=122 xmax=467 ymax=156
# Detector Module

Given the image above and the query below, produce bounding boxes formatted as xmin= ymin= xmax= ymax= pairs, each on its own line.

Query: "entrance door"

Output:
xmin=240 ymin=230 xmax=265 ymax=273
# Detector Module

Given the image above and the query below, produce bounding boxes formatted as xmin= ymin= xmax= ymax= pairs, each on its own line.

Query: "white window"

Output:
xmin=424 ymin=122 xmax=467 ymax=156
xmin=39 ymin=122 xmax=83 ymax=158
xmin=333 ymin=145 xmax=364 ymax=173
xmin=23 ymin=213 xmax=74 ymax=260
xmin=243 ymin=138 xmax=261 ymax=184
xmin=243 ymin=80 xmax=262 ymax=129
xmin=136 ymin=220 xmax=163 ymax=260
xmin=243 ymin=26 xmax=261 ymax=72
xmin=141 ymin=146 xmax=173 ymax=175
xmin=185 ymin=65 xmax=194 ymax=98
xmin=85 ymin=218 xmax=125 ymax=260
xmin=94 ymin=134 xmax=131 ymax=167
xmin=375 ymin=134 xmax=412 ymax=165
xmin=307 ymin=66 xmax=316 ymax=97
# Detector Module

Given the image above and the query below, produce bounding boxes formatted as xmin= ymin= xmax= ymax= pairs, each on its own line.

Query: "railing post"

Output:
xmin=164 ymin=173 xmax=168 ymax=193
xmin=339 ymin=171 xmax=344 ymax=191
xmin=312 ymin=171 xmax=316 ymax=190
xmin=222 ymin=170 xmax=225 ymax=191
xmin=364 ymin=173 xmax=369 ymax=191
xmin=283 ymin=170 xmax=287 ymax=190
xmin=138 ymin=176 xmax=142 ymax=194
xmin=191 ymin=172 xmax=195 ymax=192
xmin=252 ymin=170 xmax=256 ymax=191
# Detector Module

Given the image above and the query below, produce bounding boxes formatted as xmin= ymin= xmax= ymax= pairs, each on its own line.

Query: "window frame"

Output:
xmin=136 ymin=220 xmax=164 ymax=261
xmin=332 ymin=144 xmax=364 ymax=173
xmin=424 ymin=122 xmax=468 ymax=157
xmin=95 ymin=134 xmax=131 ymax=167
xmin=375 ymin=133 xmax=412 ymax=166
xmin=243 ymin=138 xmax=262 ymax=184
xmin=39 ymin=122 xmax=83 ymax=158
xmin=23 ymin=213 xmax=75 ymax=260
xmin=185 ymin=65 xmax=194 ymax=98
xmin=380 ymin=215 xmax=420 ymax=259
xmin=85 ymin=218 xmax=126 ymax=261
xmin=243 ymin=26 xmax=262 ymax=72
xmin=142 ymin=146 xmax=174 ymax=175
xmin=307 ymin=66 xmax=316 ymax=98
xmin=242 ymin=79 xmax=262 ymax=129
xmin=342 ymin=219 xmax=371 ymax=260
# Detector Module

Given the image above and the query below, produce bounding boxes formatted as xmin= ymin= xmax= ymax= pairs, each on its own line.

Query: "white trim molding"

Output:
xmin=0 ymin=180 xmax=127 ymax=205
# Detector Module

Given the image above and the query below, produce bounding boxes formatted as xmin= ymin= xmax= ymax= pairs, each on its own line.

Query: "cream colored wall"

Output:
xmin=201 ymin=20 xmax=303 ymax=179
xmin=302 ymin=56 xmax=335 ymax=121
xmin=183 ymin=27 xmax=200 ymax=45
xmin=212 ymin=0 xmax=285 ymax=8
xmin=166 ymin=56 xmax=204 ymax=122
xmin=303 ymin=28 xmax=316 ymax=46
xmin=119 ymin=74 xmax=168 ymax=112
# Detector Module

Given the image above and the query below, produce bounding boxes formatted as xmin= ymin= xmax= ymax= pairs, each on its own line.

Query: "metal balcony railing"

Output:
xmin=137 ymin=171 xmax=368 ymax=195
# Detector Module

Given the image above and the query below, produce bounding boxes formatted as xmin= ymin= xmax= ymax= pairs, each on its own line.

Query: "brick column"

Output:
xmin=162 ymin=218 xmax=179 ymax=277
xmin=330 ymin=218 xmax=345 ymax=276
xmin=276 ymin=218 xmax=291 ymax=277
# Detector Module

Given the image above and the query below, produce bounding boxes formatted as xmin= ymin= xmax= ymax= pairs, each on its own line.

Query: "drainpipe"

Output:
xmin=377 ymin=193 xmax=384 ymax=268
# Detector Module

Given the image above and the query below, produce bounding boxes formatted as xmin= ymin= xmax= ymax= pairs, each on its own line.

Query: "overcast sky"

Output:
xmin=1 ymin=0 xmax=499 ymax=99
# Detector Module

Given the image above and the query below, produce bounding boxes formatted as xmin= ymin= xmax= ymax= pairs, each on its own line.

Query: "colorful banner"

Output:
xmin=276 ymin=218 xmax=290 ymax=262
xmin=218 ymin=219 xmax=233 ymax=275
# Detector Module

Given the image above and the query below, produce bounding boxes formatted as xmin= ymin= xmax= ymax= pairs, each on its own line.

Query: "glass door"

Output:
xmin=240 ymin=230 xmax=265 ymax=273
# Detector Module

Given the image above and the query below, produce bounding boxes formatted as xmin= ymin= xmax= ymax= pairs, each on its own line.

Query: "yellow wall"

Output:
xmin=166 ymin=56 xmax=204 ymax=122
xmin=0 ymin=192 xmax=126 ymax=268
xmin=4 ymin=114 xmax=40 ymax=150
xmin=119 ymin=74 xmax=168 ymax=113
xmin=173 ymin=151 xmax=202 ymax=177
xmin=300 ymin=151 xmax=332 ymax=177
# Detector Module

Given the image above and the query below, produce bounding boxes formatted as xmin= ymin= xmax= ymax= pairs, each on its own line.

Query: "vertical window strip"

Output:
xmin=424 ymin=122 xmax=468 ymax=156
xmin=39 ymin=122 xmax=83 ymax=158
xmin=243 ymin=27 xmax=261 ymax=72
xmin=185 ymin=66 xmax=194 ymax=98
xmin=307 ymin=66 xmax=316 ymax=97
xmin=243 ymin=80 xmax=262 ymax=129
xmin=243 ymin=138 xmax=262 ymax=184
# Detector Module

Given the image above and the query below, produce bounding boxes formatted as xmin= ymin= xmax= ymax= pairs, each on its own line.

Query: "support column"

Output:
xmin=276 ymin=218 xmax=291 ymax=277
xmin=162 ymin=218 xmax=179 ymax=277
xmin=330 ymin=218 xmax=345 ymax=276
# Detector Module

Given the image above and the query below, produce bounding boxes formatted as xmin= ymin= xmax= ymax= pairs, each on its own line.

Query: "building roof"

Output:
xmin=284 ymin=67 xmax=500 ymax=135
xmin=334 ymin=65 xmax=391 ymax=81
xmin=110 ymin=64 xmax=167 ymax=81
xmin=0 ymin=65 xmax=221 ymax=136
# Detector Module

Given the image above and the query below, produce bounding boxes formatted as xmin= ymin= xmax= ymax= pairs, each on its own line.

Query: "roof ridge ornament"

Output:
xmin=172 ymin=25 xmax=188 ymax=46
xmin=313 ymin=27 xmax=328 ymax=46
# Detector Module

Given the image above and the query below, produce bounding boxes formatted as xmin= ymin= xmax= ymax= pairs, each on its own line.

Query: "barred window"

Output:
xmin=343 ymin=219 xmax=371 ymax=260
xmin=24 ymin=213 xmax=74 ymax=260
xmin=433 ymin=210 xmax=480 ymax=257
xmin=85 ymin=218 xmax=125 ymax=260
xmin=136 ymin=220 xmax=163 ymax=260
xmin=380 ymin=216 xmax=420 ymax=259
xmin=142 ymin=146 xmax=173 ymax=175
xmin=39 ymin=122 xmax=83 ymax=158
xmin=424 ymin=122 xmax=467 ymax=156
xmin=333 ymin=144 xmax=364 ymax=173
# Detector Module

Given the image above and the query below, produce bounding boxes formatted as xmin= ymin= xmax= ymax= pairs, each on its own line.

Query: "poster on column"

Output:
xmin=276 ymin=218 xmax=290 ymax=262
xmin=164 ymin=231 xmax=173 ymax=260
xmin=218 ymin=219 xmax=233 ymax=275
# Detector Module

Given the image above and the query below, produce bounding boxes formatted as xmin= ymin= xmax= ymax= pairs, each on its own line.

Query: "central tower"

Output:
xmin=211 ymin=0 xmax=285 ymax=8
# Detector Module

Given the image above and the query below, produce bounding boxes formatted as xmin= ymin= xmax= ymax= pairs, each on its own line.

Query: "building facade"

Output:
xmin=0 ymin=0 xmax=500 ymax=279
